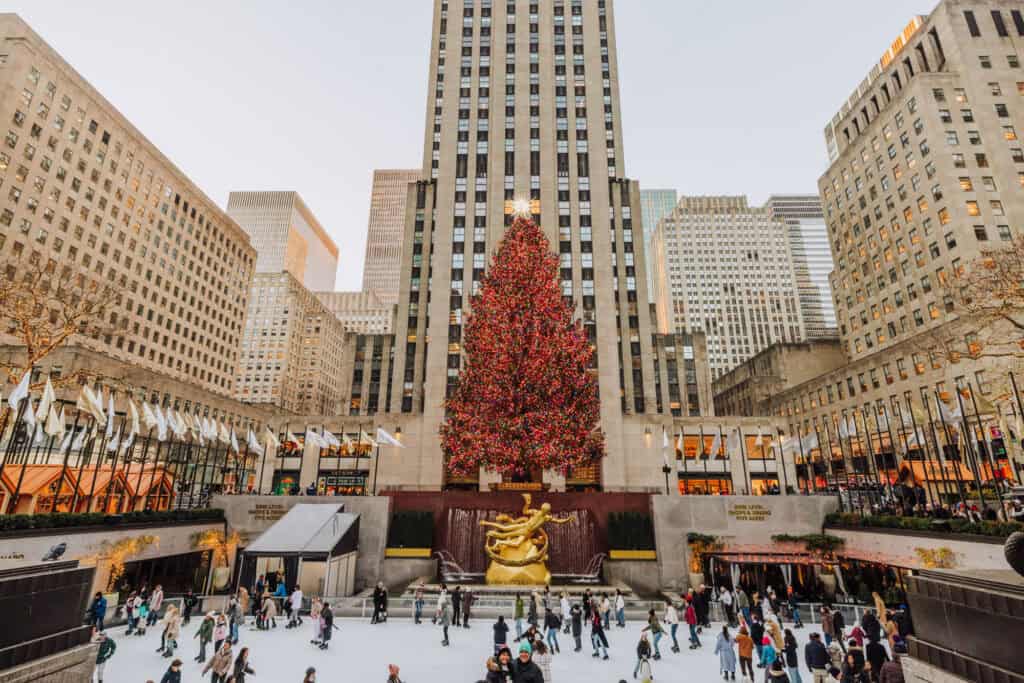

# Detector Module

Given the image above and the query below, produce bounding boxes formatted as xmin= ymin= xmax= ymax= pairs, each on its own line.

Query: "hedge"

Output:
xmin=608 ymin=511 xmax=655 ymax=550
xmin=386 ymin=510 xmax=435 ymax=548
xmin=825 ymin=511 xmax=1023 ymax=539
xmin=0 ymin=508 xmax=224 ymax=532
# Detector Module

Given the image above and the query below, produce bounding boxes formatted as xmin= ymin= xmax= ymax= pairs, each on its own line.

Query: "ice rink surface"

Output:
xmin=99 ymin=615 xmax=830 ymax=682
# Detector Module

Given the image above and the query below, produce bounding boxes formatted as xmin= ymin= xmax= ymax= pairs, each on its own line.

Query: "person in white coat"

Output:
xmin=288 ymin=587 xmax=304 ymax=627
xmin=664 ymin=600 xmax=680 ymax=653
xmin=560 ymin=592 xmax=571 ymax=634
xmin=615 ymin=590 xmax=626 ymax=628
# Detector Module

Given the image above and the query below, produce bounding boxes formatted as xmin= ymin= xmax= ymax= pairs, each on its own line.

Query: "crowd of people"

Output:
xmin=86 ymin=573 xmax=914 ymax=683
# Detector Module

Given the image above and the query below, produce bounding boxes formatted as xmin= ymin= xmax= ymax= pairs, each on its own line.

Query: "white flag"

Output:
xmin=71 ymin=425 xmax=87 ymax=451
xmin=218 ymin=421 xmax=231 ymax=445
xmin=661 ymin=427 xmax=671 ymax=467
xmin=127 ymin=399 xmax=140 ymax=439
xmin=121 ymin=426 xmax=135 ymax=453
xmin=801 ymin=430 xmax=819 ymax=452
xmin=59 ymin=427 xmax=73 ymax=454
xmin=846 ymin=416 xmax=858 ymax=437
xmin=323 ymin=429 xmax=341 ymax=448
xmin=82 ymin=385 xmax=105 ymax=423
xmin=230 ymin=428 xmax=239 ymax=455
xmin=305 ymin=430 xmax=324 ymax=449
xmin=754 ymin=426 xmax=764 ymax=447
xmin=105 ymin=394 xmax=115 ymax=439
xmin=265 ymin=427 xmax=280 ymax=449
xmin=44 ymin=405 xmax=63 ymax=438
xmin=726 ymin=428 xmax=741 ymax=457
xmin=247 ymin=428 xmax=264 ymax=455
xmin=360 ymin=429 xmax=378 ymax=448
xmin=37 ymin=377 xmax=56 ymax=421
xmin=937 ymin=397 xmax=961 ymax=423
xmin=285 ymin=430 xmax=300 ymax=446
xmin=7 ymin=371 xmax=30 ymax=411
xmin=107 ymin=425 xmax=121 ymax=452
xmin=23 ymin=398 xmax=36 ymax=429
xmin=839 ymin=417 xmax=849 ymax=439
xmin=141 ymin=402 xmax=157 ymax=430
xmin=376 ymin=427 xmax=404 ymax=448
xmin=154 ymin=404 xmax=168 ymax=442
xmin=709 ymin=428 xmax=722 ymax=457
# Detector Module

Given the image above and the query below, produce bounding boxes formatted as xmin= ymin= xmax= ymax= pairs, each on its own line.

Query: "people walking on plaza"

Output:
xmin=94 ymin=629 xmax=116 ymax=683
xmin=664 ymin=599 xmax=680 ymax=653
xmin=231 ymin=646 xmax=255 ymax=683
xmin=543 ymin=607 xmax=561 ymax=653
xmin=737 ymin=587 xmax=751 ymax=625
xmin=513 ymin=641 xmax=545 ymax=683
xmin=865 ymin=635 xmax=889 ymax=678
xmin=641 ymin=608 xmax=664 ymax=659
xmin=159 ymin=658 xmax=182 ymax=683
xmin=714 ymin=625 xmax=737 ymax=681
xmin=195 ymin=612 xmax=215 ymax=663
xmin=229 ymin=597 xmax=243 ymax=644
xmin=783 ymin=629 xmax=802 ymax=683
xmin=532 ymin=640 xmax=553 ymax=682
xmin=590 ymin=607 xmax=609 ymax=659
xmin=89 ymin=591 xmax=107 ymax=630
xmin=413 ymin=581 xmax=425 ymax=624
xmin=560 ymin=592 xmax=571 ymax=633
xmin=804 ymin=632 xmax=831 ymax=683
xmin=463 ymin=587 xmax=475 ymax=627
xmin=615 ymin=589 xmax=626 ymax=628
xmin=570 ymin=603 xmax=583 ymax=652
xmin=493 ymin=614 xmax=510 ymax=654
xmin=831 ymin=608 xmax=847 ymax=653
xmin=736 ymin=625 xmax=754 ymax=681
xmin=514 ymin=593 xmax=525 ymax=638
xmin=685 ymin=597 xmax=701 ymax=649
xmin=182 ymin=590 xmax=198 ymax=625
xmin=213 ymin=613 xmax=228 ymax=652
xmin=451 ymin=586 xmax=463 ymax=627
xmin=634 ymin=632 xmax=653 ymax=680
xmin=318 ymin=602 xmax=334 ymax=650
xmin=760 ymin=635 xmax=778 ymax=669
xmin=148 ymin=585 xmax=164 ymax=626
xmin=439 ymin=594 xmax=452 ymax=647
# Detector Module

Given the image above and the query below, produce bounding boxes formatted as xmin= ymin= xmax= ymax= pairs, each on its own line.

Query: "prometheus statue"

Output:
xmin=480 ymin=493 xmax=575 ymax=585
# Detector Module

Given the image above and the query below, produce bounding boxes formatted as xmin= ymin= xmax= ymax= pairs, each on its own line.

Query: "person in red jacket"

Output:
xmin=685 ymin=600 xmax=701 ymax=649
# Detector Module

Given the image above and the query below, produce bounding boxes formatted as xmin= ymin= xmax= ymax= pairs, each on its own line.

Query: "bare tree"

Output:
xmin=0 ymin=256 xmax=124 ymax=392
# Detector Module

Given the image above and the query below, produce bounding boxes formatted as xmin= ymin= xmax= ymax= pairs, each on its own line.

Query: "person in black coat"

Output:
xmin=570 ymin=603 xmax=583 ymax=652
xmin=159 ymin=658 xmax=182 ymax=683
xmin=319 ymin=603 xmax=334 ymax=650
xmin=864 ymin=638 xmax=889 ymax=677
xmin=493 ymin=615 xmax=510 ymax=654
xmin=861 ymin=611 xmax=881 ymax=643
xmin=452 ymin=587 xmax=463 ymax=626
xmin=232 ymin=647 xmax=255 ymax=683
xmin=371 ymin=583 xmax=387 ymax=624
xmin=511 ymin=642 xmax=544 ymax=683
xmin=693 ymin=588 xmax=708 ymax=631
xmin=182 ymin=591 xmax=198 ymax=626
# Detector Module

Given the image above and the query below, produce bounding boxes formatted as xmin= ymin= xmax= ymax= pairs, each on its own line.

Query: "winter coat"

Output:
xmin=159 ymin=668 xmax=181 ymax=683
xmin=878 ymin=660 xmax=905 ymax=683
xmin=90 ymin=595 xmax=107 ymax=619
xmin=736 ymin=590 xmax=750 ymax=609
xmin=866 ymin=641 xmax=889 ymax=673
xmin=322 ymin=607 xmax=334 ymax=630
xmin=821 ymin=610 xmax=834 ymax=635
xmin=149 ymin=590 xmax=163 ymax=612
xmin=439 ymin=602 xmax=451 ymax=627
xmin=736 ymin=633 xmax=754 ymax=659
xmin=714 ymin=633 xmax=737 ymax=672
xmin=486 ymin=671 xmax=509 ymax=683
xmin=664 ymin=605 xmax=679 ymax=625
xmin=494 ymin=619 xmax=509 ymax=645
xmin=183 ymin=594 xmax=198 ymax=614
xmin=532 ymin=652 xmax=552 ymax=682
xmin=203 ymin=649 xmax=233 ymax=676
xmin=804 ymin=639 xmax=830 ymax=670
xmin=684 ymin=604 xmax=697 ymax=625
xmin=237 ymin=587 xmax=249 ymax=614
xmin=783 ymin=638 xmax=799 ymax=668
xmin=96 ymin=637 xmax=116 ymax=663
xmin=511 ymin=658 xmax=545 ymax=683
xmin=262 ymin=597 xmax=277 ymax=618
xmin=637 ymin=638 xmax=651 ymax=659
xmin=162 ymin=612 xmax=180 ymax=641
xmin=514 ymin=596 xmax=525 ymax=619
xmin=647 ymin=615 xmax=663 ymax=634
xmin=862 ymin=612 xmax=881 ymax=642
xmin=570 ymin=605 xmax=582 ymax=636
xmin=213 ymin=620 xmax=228 ymax=642
xmin=544 ymin=612 xmax=560 ymax=630
xmin=464 ymin=592 xmax=475 ymax=612
xmin=450 ymin=589 xmax=462 ymax=608
xmin=197 ymin=618 xmax=214 ymax=642
xmin=750 ymin=621 xmax=764 ymax=646
xmin=230 ymin=602 xmax=244 ymax=625
xmin=767 ymin=620 xmax=784 ymax=649
xmin=232 ymin=657 xmax=255 ymax=683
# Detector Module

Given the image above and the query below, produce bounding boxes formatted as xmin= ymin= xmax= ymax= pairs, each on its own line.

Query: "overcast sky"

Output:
xmin=10 ymin=0 xmax=927 ymax=290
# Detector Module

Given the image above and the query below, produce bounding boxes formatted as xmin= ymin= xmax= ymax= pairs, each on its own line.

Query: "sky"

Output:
xmin=8 ymin=0 xmax=929 ymax=291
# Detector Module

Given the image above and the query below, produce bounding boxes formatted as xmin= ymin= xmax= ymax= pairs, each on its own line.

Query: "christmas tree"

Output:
xmin=441 ymin=215 xmax=604 ymax=479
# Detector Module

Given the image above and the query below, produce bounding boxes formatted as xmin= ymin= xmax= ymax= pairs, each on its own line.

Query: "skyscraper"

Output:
xmin=361 ymin=169 xmax=420 ymax=305
xmin=386 ymin=0 xmax=670 ymax=489
xmin=766 ymin=195 xmax=837 ymax=339
xmin=639 ymin=189 xmax=678 ymax=297
xmin=226 ymin=191 xmax=338 ymax=291
xmin=652 ymin=196 xmax=806 ymax=379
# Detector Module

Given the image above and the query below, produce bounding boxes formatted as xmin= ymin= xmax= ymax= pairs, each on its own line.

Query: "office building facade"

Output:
xmin=315 ymin=289 xmax=394 ymax=334
xmin=639 ymin=188 xmax=678 ymax=297
xmin=361 ymin=169 xmax=419 ymax=305
xmin=226 ymin=191 xmax=338 ymax=291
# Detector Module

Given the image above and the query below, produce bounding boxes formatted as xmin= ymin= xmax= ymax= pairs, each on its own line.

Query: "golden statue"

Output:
xmin=479 ymin=494 xmax=575 ymax=585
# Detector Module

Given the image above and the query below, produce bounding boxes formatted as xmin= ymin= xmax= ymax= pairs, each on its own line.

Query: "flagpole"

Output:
xmin=967 ymin=382 xmax=1006 ymax=519
xmin=258 ymin=424 xmax=270 ymax=496
xmin=100 ymin=416 xmax=125 ymax=514
xmin=925 ymin=392 xmax=964 ymax=509
xmin=121 ymin=422 xmax=136 ymax=511
xmin=812 ymin=418 xmax=831 ymax=498
xmin=1010 ymin=372 xmax=1024 ymax=481
xmin=735 ymin=424 xmax=750 ymax=495
xmin=371 ymin=424 xmax=382 ymax=496
xmin=0 ymin=369 xmax=33 ymax=495
xmin=955 ymin=387 xmax=989 ymax=515
xmin=142 ymin=429 xmax=165 ymax=511
xmin=831 ymin=414 xmax=854 ymax=509
xmin=129 ymin=428 xmax=155 ymax=512
xmin=820 ymin=417 xmax=842 ymax=512
xmin=85 ymin=420 xmax=111 ymax=512
xmin=795 ymin=424 xmax=814 ymax=495
xmin=902 ymin=396 xmax=943 ymax=509
xmin=66 ymin=409 xmax=89 ymax=511
xmin=6 ymin=407 xmax=39 ymax=513
xmin=839 ymin=411 xmax=864 ymax=515
xmin=875 ymin=405 xmax=899 ymax=507
xmin=43 ymin=399 xmax=72 ymax=511
xmin=857 ymin=409 xmax=882 ymax=512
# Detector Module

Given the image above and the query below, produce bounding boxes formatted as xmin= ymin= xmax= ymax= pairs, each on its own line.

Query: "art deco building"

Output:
xmin=766 ymin=195 xmax=837 ymax=339
xmin=639 ymin=188 xmax=677 ymax=297
xmin=652 ymin=196 xmax=807 ymax=380
xmin=361 ymin=169 xmax=419 ymax=306
xmin=226 ymin=191 xmax=338 ymax=292
xmin=236 ymin=272 xmax=346 ymax=416
xmin=0 ymin=14 xmax=256 ymax=411
xmin=315 ymin=290 xmax=393 ymax=334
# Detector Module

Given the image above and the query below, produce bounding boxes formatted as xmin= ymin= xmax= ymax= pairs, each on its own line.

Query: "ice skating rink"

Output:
xmin=100 ymin=615 xmax=832 ymax=682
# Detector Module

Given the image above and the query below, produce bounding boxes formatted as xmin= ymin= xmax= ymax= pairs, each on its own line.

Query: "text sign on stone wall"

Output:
xmin=727 ymin=503 xmax=772 ymax=522
xmin=249 ymin=503 xmax=288 ymax=523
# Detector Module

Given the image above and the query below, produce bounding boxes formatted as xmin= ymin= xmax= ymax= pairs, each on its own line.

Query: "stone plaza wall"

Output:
xmin=652 ymin=495 xmax=840 ymax=590
xmin=0 ymin=643 xmax=96 ymax=683
xmin=827 ymin=526 xmax=1010 ymax=571
xmin=213 ymin=494 xmax=391 ymax=592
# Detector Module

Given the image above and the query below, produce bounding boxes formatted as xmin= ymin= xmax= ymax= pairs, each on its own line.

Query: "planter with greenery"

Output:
xmin=686 ymin=532 xmax=722 ymax=584
xmin=771 ymin=533 xmax=845 ymax=556
xmin=385 ymin=511 xmax=435 ymax=557
xmin=0 ymin=508 xmax=224 ymax=533
xmin=825 ymin=512 xmax=1023 ymax=539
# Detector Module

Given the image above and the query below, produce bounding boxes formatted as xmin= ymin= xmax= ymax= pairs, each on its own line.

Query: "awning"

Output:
xmin=710 ymin=552 xmax=821 ymax=565
xmin=245 ymin=504 xmax=359 ymax=559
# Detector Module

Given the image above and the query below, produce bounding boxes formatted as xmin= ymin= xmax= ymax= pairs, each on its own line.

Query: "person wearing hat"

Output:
xmin=93 ymin=628 xmax=116 ymax=683
xmin=511 ymin=640 xmax=544 ymax=682
xmin=768 ymin=660 xmax=791 ymax=681
xmin=194 ymin=612 xmax=215 ymax=663
xmin=302 ymin=666 xmax=316 ymax=683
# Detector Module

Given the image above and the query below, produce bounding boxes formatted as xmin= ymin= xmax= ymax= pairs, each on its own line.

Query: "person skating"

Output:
xmin=372 ymin=582 xmax=387 ymax=624
xmin=713 ymin=625 xmax=737 ymax=681
xmin=582 ymin=589 xmax=593 ymax=621
xmin=543 ymin=608 xmax=561 ymax=653
xmin=590 ymin=607 xmax=609 ymax=660
xmin=303 ymin=666 xmax=317 ymax=683
xmin=493 ymin=615 xmax=510 ymax=654
xmin=159 ymin=658 xmax=182 ymax=683
xmin=805 ymin=632 xmax=831 ymax=683
xmin=182 ymin=590 xmax=198 ymax=625
xmin=124 ymin=592 xmax=140 ymax=635
xmin=664 ymin=600 xmax=680 ymax=653
xmin=463 ymin=587 xmax=475 ymax=627
xmin=309 ymin=597 xmax=323 ymax=643
xmin=158 ymin=604 xmax=181 ymax=658
xmin=214 ymin=613 xmax=228 ymax=652
xmin=684 ymin=599 xmax=701 ymax=649
xmin=485 ymin=655 xmax=509 ymax=683
xmin=721 ymin=586 xmax=736 ymax=627
xmin=511 ymin=641 xmax=544 ymax=683
xmin=439 ymin=594 xmax=452 ymax=646
xmin=237 ymin=586 xmax=250 ymax=623
xmin=413 ymin=581 xmax=425 ymax=624
xmin=559 ymin=592 xmax=571 ymax=634
xmin=451 ymin=586 xmax=463 ymax=627
xmin=768 ymin=660 xmax=791 ymax=682
xmin=878 ymin=640 xmax=906 ymax=683
xmin=767 ymin=617 xmax=784 ymax=651
xmin=89 ymin=591 xmax=107 ymax=630
xmin=264 ymin=592 xmax=279 ymax=629
xmin=615 ymin=589 xmax=626 ymax=628
xmin=229 ymin=597 xmax=244 ymax=644
xmin=288 ymin=586 xmax=305 ymax=628
xmin=147 ymin=585 xmax=164 ymax=627
xmin=736 ymin=587 xmax=751 ymax=626
xmin=750 ymin=615 xmax=765 ymax=663
xmin=736 ymin=625 xmax=754 ymax=681
xmin=94 ymin=629 xmax=116 ymax=683
xmin=232 ymin=646 xmax=255 ymax=683
xmin=634 ymin=632 xmax=652 ymax=680
xmin=641 ymin=608 xmax=664 ymax=659
xmin=864 ymin=636 xmax=889 ymax=678
xmin=570 ymin=603 xmax=583 ymax=652
xmin=135 ymin=600 xmax=149 ymax=636
xmin=514 ymin=593 xmax=525 ymax=638
xmin=831 ymin=608 xmax=847 ymax=654
xmin=194 ymin=612 xmax=215 ymax=663
xmin=693 ymin=585 xmax=709 ymax=631
xmin=527 ymin=590 xmax=538 ymax=627
xmin=600 ymin=593 xmax=612 ymax=630
xmin=532 ymin=640 xmax=553 ymax=682
xmin=319 ymin=602 xmax=334 ymax=650
xmin=203 ymin=641 xmax=233 ymax=683
xmin=760 ymin=635 xmax=778 ymax=669
xmin=783 ymin=629 xmax=802 ymax=683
